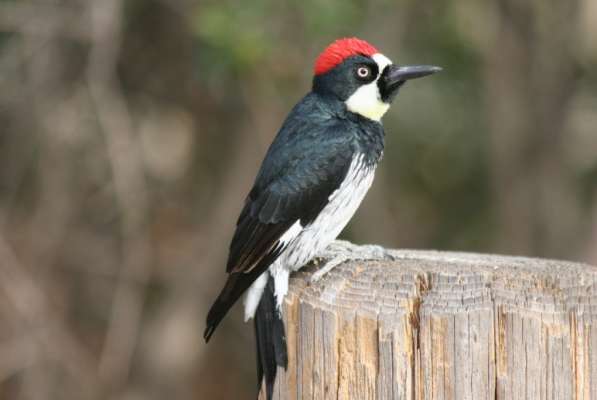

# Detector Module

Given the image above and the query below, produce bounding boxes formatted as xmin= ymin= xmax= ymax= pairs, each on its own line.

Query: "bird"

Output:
xmin=203 ymin=37 xmax=440 ymax=399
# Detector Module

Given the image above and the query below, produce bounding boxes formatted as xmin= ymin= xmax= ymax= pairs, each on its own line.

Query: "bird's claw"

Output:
xmin=310 ymin=255 xmax=348 ymax=283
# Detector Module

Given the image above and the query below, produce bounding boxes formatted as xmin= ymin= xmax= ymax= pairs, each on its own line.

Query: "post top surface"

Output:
xmin=288 ymin=241 xmax=597 ymax=317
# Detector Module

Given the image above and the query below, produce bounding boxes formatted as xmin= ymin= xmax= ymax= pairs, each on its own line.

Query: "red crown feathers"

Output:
xmin=314 ymin=38 xmax=378 ymax=76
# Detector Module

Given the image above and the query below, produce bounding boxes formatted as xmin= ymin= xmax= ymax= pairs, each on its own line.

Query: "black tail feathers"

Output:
xmin=204 ymin=271 xmax=255 ymax=342
xmin=255 ymin=276 xmax=287 ymax=400
xmin=204 ymin=257 xmax=280 ymax=342
xmin=203 ymin=297 xmax=226 ymax=342
xmin=204 ymin=271 xmax=288 ymax=400
xmin=204 ymin=281 xmax=236 ymax=342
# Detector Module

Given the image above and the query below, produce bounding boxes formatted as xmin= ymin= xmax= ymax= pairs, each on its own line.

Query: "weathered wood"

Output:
xmin=258 ymin=240 xmax=597 ymax=400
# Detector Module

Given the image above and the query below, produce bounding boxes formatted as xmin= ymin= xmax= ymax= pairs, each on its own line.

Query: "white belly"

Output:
xmin=280 ymin=153 xmax=375 ymax=270
xmin=244 ymin=153 xmax=376 ymax=320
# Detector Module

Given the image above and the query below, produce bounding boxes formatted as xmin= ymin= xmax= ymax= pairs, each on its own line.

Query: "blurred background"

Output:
xmin=0 ymin=0 xmax=596 ymax=398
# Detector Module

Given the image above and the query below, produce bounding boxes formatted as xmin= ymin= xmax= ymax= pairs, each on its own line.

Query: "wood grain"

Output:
xmin=258 ymin=241 xmax=597 ymax=400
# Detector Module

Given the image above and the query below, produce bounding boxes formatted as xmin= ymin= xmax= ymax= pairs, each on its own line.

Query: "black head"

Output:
xmin=311 ymin=38 xmax=441 ymax=121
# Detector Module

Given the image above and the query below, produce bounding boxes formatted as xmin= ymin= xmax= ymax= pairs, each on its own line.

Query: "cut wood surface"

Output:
xmin=258 ymin=240 xmax=597 ymax=400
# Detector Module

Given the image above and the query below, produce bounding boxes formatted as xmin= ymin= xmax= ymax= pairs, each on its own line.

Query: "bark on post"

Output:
xmin=258 ymin=240 xmax=597 ymax=400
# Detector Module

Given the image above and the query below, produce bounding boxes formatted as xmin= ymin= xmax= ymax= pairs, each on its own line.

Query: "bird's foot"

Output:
xmin=310 ymin=241 xmax=394 ymax=283
xmin=310 ymin=254 xmax=349 ymax=283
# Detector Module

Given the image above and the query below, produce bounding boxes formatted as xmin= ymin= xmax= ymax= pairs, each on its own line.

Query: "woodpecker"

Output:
xmin=204 ymin=38 xmax=440 ymax=398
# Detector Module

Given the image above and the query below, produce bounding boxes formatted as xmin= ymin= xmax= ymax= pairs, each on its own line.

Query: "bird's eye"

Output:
xmin=356 ymin=66 xmax=372 ymax=79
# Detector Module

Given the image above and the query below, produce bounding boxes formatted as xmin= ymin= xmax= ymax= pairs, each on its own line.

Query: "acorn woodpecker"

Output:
xmin=204 ymin=38 xmax=440 ymax=397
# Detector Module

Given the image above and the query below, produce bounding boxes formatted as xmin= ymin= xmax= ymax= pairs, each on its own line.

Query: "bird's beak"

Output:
xmin=380 ymin=64 xmax=442 ymax=103
xmin=386 ymin=65 xmax=442 ymax=82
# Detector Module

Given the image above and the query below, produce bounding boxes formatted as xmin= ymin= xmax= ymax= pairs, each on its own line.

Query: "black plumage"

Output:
xmin=204 ymin=93 xmax=384 ymax=342
xmin=203 ymin=38 xmax=440 ymax=399
xmin=254 ymin=276 xmax=287 ymax=400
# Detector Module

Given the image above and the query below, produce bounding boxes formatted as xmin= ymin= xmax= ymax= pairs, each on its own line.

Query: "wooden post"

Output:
xmin=258 ymin=240 xmax=597 ymax=400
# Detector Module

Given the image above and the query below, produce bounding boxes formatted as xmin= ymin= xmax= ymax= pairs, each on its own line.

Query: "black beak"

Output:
xmin=386 ymin=65 xmax=442 ymax=82
xmin=380 ymin=64 xmax=442 ymax=103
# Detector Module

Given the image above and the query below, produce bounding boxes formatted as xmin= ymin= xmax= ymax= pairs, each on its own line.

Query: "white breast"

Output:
xmin=244 ymin=153 xmax=376 ymax=318
xmin=281 ymin=153 xmax=375 ymax=270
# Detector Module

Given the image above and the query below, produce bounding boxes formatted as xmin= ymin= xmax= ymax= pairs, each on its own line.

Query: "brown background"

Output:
xmin=0 ymin=0 xmax=596 ymax=399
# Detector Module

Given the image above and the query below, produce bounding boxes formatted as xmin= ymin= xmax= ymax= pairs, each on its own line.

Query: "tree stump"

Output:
xmin=258 ymin=240 xmax=597 ymax=400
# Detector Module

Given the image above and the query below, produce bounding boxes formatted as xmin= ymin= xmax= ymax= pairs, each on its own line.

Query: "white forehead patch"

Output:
xmin=372 ymin=53 xmax=393 ymax=72
xmin=345 ymin=52 xmax=393 ymax=121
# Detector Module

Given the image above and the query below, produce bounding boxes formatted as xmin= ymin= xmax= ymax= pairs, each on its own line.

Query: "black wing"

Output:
xmin=204 ymin=113 xmax=356 ymax=341
xmin=227 ymin=143 xmax=354 ymax=273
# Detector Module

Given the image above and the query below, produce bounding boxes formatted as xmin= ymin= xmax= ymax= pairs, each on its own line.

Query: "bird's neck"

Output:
xmin=309 ymin=93 xmax=385 ymax=165
xmin=309 ymin=91 xmax=384 ymax=125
